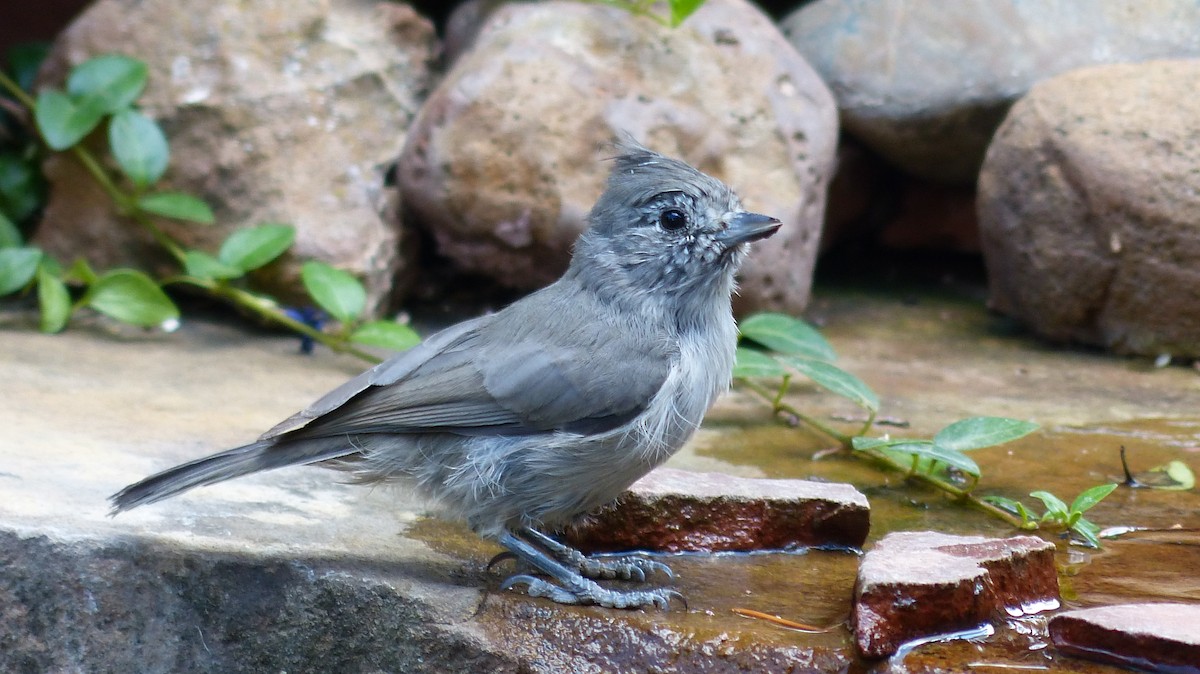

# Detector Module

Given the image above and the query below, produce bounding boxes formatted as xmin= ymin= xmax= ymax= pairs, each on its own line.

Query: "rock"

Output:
xmin=853 ymin=532 xmax=1058 ymax=659
xmin=33 ymin=0 xmax=437 ymax=316
xmin=783 ymin=0 xmax=1200 ymax=184
xmin=978 ymin=60 xmax=1200 ymax=357
xmin=1049 ymin=603 xmax=1200 ymax=674
xmin=397 ymin=0 xmax=838 ymax=315
xmin=565 ymin=468 xmax=870 ymax=553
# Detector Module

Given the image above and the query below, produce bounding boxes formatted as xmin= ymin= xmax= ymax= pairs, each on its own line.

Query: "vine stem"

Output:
xmin=736 ymin=376 xmax=1028 ymax=530
xmin=171 ymin=277 xmax=382 ymax=364
xmin=3 ymin=67 xmax=386 ymax=365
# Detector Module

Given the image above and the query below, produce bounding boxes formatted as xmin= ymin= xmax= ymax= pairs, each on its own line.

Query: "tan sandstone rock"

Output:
xmin=398 ymin=0 xmax=838 ymax=315
xmin=34 ymin=0 xmax=437 ymax=316
xmin=978 ymin=60 xmax=1200 ymax=356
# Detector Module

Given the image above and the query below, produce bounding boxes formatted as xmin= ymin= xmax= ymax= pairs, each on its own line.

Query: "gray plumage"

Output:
xmin=110 ymin=140 xmax=780 ymax=608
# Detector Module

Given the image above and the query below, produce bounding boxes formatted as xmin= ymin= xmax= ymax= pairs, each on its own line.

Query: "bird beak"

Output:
xmin=717 ymin=212 xmax=782 ymax=250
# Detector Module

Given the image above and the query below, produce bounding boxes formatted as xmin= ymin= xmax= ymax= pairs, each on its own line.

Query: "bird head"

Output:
xmin=573 ymin=140 xmax=780 ymax=303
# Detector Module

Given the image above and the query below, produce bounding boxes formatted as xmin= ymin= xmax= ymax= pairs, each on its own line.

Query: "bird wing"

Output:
xmin=275 ymin=287 xmax=675 ymax=439
xmin=261 ymin=316 xmax=490 ymax=439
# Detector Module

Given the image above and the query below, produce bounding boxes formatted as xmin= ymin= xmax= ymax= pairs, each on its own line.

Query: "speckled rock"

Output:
xmin=783 ymin=0 xmax=1200 ymax=184
xmin=1049 ymin=603 xmax=1200 ymax=673
xmin=398 ymin=0 xmax=838 ymax=315
xmin=565 ymin=468 xmax=870 ymax=553
xmin=853 ymin=532 xmax=1059 ymax=659
xmin=978 ymin=60 xmax=1200 ymax=357
xmin=34 ymin=0 xmax=437 ymax=315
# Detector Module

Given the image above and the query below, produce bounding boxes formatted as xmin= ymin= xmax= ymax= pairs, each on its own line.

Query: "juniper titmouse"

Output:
xmin=110 ymin=140 xmax=780 ymax=609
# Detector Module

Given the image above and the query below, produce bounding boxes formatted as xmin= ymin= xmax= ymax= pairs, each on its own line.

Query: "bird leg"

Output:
xmin=497 ymin=529 xmax=683 ymax=609
xmin=521 ymin=527 xmax=674 ymax=582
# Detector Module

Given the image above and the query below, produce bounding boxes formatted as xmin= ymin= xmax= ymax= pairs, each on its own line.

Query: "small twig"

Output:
xmin=731 ymin=607 xmax=837 ymax=633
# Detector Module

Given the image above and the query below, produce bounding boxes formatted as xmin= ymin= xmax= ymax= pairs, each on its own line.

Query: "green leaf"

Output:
xmin=0 ymin=246 xmax=41 ymax=294
xmin=136 ymin=192 xmax=214 ymax=224
xmin=36 ymin=263 xmax=70 ymax=333
xmin=184 ymin=250 xmax=243 ymax=281
xmin=669 ymin=0 xmax=707 ymax=26
xmin=883 ymin=439 xmax=981 ymax=477
xmin=782 ymin=356 xmax=880 ymax=412
xmin=0 ymin=211 xmax=22 ymax=248
xmin=109 ymin=109 xmax=169 ymax=188
xmin=350 ymin=321 xmax=421 ymax=352
xmin=1030 ymin=490 xmax=1069 ymax=519
xmin=739 ymin=312 xmax=837 ymax=361
xmin=1135 ymin=460 xmax=1196 ymax=491
xmin=86 ymin=269 xmax=179 ymax=327
xmin=1071 ymin=517 xmax=1103 ymax=548
xmin=1069 ymin=483 xmax=1118 ymax=515
xmin=63 ymin=258 xmax=98 ymax=285
xmin=981 ymin=495 xmax=1034 ymax=526
xmin=7 ymin=42 xmax=51 ymax=92
xmin=732 ymin=347 xmax=786 ymax=378
xmin=934 ymin=417 xmax=1039 ymax=452
xmin=218 ymin=223 xmax=294 ymax=273
xmin=1164 ymin=460 xmax=1196 ymax=490
xmin=66 ymin=54 xmax=147 ymax=112
xmin=301 ymin=261 xmax=365 ymax=323
xmin=851 ymin=436 xmax=890 ymax=451
xmin=35 ymin=89 xmax=108 ymax=150
xmin=0 ymin=151 xmax=45 ymax=222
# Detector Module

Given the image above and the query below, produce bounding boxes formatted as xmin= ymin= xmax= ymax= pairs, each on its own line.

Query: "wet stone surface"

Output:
xmin=853 ymin=531 xmax=1059 ymax=659
xmin=565 ymin=467 xmax=870 ymax=554
xmin=3 ymin=284 xmax=1200 ymax=672
xmin=1049 ymin=603 xmax=1200 ymax=674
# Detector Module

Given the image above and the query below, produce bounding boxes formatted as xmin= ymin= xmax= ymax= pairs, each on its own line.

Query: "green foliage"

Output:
xmin=6 ymin=43 xmax=51 ymax=92
xmin=302 ymin=261 xmax=366 ymax=324
xmin=0 ymin=52 xmax=420 ymax=358
xmin=739 ymin=312 xmax=837 ymax=361
xmin=85 ymin=269 xmax=178 ymax=327
xmin=218 ymin=224 xmax=293 ymax=273
xmin=783 ymin=356 xmax=878 ymax=413
xmin=0 ymin=151 xmax=44 ymax=221
xmin=66 ymin=54 xmax=148 ymax=112
xmin=0 ymin=246 xmax=40 ymax=294
xmin=350 ymin=320 xmax=422 ymax=352
xmin=734 ymin=311 xmax=1124 ymax=547
xmin=136 ymin=192 xmax=215 ymax=224
xmin=0 ymin=212 xmax=21 ymax=248
xmin=35 ymin=89 xmax=107 ymax=150
xmin=36 ymin=263 xmax=70 ymax=333
xmin=109 ymin=109 xmax=169 ymax=188
xmin=984 ymin=483 xmax=1118 ymax=547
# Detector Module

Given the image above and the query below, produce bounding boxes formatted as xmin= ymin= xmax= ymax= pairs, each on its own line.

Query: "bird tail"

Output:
xmin=109 ymin=436 xmax=353 ymax=514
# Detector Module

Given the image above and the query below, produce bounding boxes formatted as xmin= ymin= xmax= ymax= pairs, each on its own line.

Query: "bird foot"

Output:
xmin=501 ymin=574 xmax=684 ymax=610
xmin=496 ymin=529 xmax=684 ymax=610
xmin=523 ymin=528 xmax=674 ymax=581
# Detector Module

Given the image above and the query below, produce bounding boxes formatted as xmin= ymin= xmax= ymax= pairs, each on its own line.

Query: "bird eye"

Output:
xmin=659 ymin=208 xmax=687 ymax=231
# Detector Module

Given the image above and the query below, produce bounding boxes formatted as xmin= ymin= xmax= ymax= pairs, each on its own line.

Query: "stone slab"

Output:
xmin=853 ymin=531 xmax=1059 ymax=659
xmin=566 ymin=468 xmax=869 ymax=553
xmin=1050 ymin=603 xmax=1200 ymax=674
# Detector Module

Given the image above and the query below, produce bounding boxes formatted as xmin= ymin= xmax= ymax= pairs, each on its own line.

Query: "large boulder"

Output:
xmin=398 ymin=0 xmax=838 ymax=315
xmin=978 ymin=60 xmax=1200 ymax=356
xmin=783 ymin=0 xmax=1200 ymax=184
xmin=34 ymin=0 xmax=437 ymax=315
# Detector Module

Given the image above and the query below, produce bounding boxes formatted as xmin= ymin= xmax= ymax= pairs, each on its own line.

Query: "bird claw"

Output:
xmin=521 ymin=528 xmax=673 ymax=581
xmin=501 ymin=573 xmax=685 ymax=610
xmin=486 ymin=551 xmax=517 ymax=572
xmin=578 ymin=555 xmax=675 ymax=582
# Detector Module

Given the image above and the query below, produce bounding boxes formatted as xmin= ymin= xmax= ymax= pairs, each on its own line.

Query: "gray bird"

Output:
xmin=110 ymin=140 xmax=781 ymax=609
